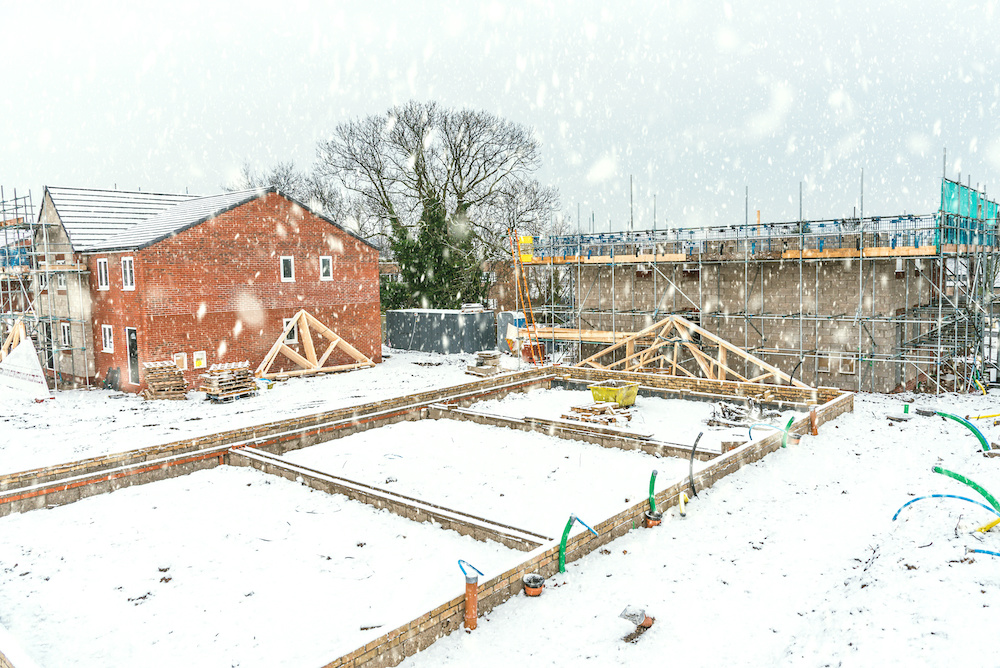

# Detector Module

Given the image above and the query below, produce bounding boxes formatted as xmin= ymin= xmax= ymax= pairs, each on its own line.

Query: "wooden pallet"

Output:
xmin=198 ymin=361 xmax=257 ymax=401
xmin=142 ymin=361 xmax=189 ymax=400
xmin=560 ymin=401 xmax=634 ymax=425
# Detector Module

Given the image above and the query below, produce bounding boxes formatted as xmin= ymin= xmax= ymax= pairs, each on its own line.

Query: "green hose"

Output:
xmin=933 ymin=466 xmax=1000 ymax=513
xmin=936 ymin=412 xmax=991 ymax=451
xmin=648 ymin=470 xmax=658 ymax=515
xmin=782 ymin=416 xmax=795 ymax=448
xmin=558 ymin=515 xmax=576 ymax=573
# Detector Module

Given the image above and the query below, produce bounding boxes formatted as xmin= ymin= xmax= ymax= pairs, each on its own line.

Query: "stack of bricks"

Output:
xmin=198 ymin=362 xmax=258 ymax=402
xmin=141 ymin=361 xmax=188 ymax=400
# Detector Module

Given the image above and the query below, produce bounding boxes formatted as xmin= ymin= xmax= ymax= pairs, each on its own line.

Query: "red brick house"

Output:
xmin=35 ymin=186 xmax=381 ymax=392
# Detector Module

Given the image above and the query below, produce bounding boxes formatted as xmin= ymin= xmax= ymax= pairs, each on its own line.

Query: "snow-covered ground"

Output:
xmin=401 ymin=392 xmax=1000 ymax=668
xmin=468 ymin=386 xmax=803 ymax=451
xmin=0 ymin=466 xmax=520 ymax=668
xmin=283 ymin=418 xmax=696 ymax=537
xmin=3 ymin=349 xmax=1000 ymax=667
xmin=0 ymin=349 xmax=483 ymax=476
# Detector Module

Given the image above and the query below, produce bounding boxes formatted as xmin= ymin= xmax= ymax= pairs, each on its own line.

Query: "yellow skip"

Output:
xmin=976 ymin=517 xmax=1000 ymax=533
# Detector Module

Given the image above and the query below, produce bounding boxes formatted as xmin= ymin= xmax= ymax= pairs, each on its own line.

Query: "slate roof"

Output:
xmin=85 ymin=189 xmax=266 ymax=252
xmin=44 ymin=185 xmax=378 ymax=253
xmin=44 ymin=187 xmax=202 ymax=251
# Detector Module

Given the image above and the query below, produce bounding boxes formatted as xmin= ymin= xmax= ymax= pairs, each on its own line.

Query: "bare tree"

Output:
xmin=314 ymin=101 xmax=559 ymax=260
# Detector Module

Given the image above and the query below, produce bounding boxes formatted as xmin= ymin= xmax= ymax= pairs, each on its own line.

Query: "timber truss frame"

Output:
xmin=575 ymin=314 xmax=812 ymax=389
xmin=0 ymin=317 xmax=26 ymax=361
xmin=254 ymin=309 xmax=375 ymax=380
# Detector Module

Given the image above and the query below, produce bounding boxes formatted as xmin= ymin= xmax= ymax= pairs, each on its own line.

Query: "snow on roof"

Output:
xmin=45 ymin=186 xmax=202 ymax=251
xmin=83 ymin=188 xmax=266 ymax=252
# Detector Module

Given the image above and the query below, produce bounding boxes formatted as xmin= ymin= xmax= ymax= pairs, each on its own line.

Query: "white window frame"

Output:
xmin=839 ymin=353 xmax=857 ymax=375
xmin=193 ymin=351 xmax=207 ymax=369
xmin=101 ymin=324 xmax=114 ymax=352
xmin=37 ymin=271 xmax=48 ymax=291
xmin=319 ymin=256 xmax=333 ymax=281
xmin=60 ymin=322 xmax=71 ymax=348
xmin=97 ymin=258 xmax=109 ymax=290
xmin=121 ymin=257 xmax=135 ymax=291
xmin=280 ymin=256 xmax=295 ymax=282
xmin=56 ymin=260 xmax=67 ymax=290
xmin=172 ymin=352 xmax=188 ymax=370
xmin=816 ymin=353 xmax=830 ymax=373
xmin=283 ymin=317 xmax=299 ymax=344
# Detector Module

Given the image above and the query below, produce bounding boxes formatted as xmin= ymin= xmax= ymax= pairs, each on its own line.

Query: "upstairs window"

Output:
xmin=56 ymin=260 xmax=67 ymax=290
xmin=121 ymin=257 xmax=135 ymax=290
xmin=97 ymin=259 xmax=109 ymax=290
xmin=280 ymin=256 xmax=295 ymax=282
xmin=60 ymin=322 xmax=72 ymax=348
xmin=319 ymin=256 xmax=333 ymax=281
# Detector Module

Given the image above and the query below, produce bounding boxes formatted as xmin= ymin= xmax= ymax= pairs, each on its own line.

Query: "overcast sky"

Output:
xmin=3 ymin=0 xmax=999 ymax=231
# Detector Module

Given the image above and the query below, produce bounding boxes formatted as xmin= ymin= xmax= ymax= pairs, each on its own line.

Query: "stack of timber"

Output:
xmin=466 ymin=350 xmax=502 ymax=377
xmin=141 ymin=361 xmax=188 ymax=400
xmin=561 ymin=401 xmax=634 ymax=426
xmin=198 ymin=361 xmax=258 ymax=402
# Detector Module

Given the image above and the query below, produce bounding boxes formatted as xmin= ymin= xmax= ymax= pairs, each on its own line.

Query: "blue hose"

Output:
xmin=891 ymin=494 xmax=1000 ymax=521
xmin=968 ymin=548 xmax=1000 ymax=558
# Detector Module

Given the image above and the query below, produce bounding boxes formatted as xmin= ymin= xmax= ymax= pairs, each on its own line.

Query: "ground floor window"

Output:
xmin=101 ymin=324 xmax=114 ymax=352
xmin=283 ymin=317 xmax=299 ymax=344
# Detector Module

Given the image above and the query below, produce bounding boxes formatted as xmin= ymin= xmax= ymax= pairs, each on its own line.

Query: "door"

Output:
xmin=126 ymin=327 xmax=139 ymax=385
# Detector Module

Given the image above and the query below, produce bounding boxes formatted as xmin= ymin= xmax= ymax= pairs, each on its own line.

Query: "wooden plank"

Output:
xmin=298 ymin=312 xmax=317 ymax=366
xmin=781 ymin=245 xmax=938 ymax=260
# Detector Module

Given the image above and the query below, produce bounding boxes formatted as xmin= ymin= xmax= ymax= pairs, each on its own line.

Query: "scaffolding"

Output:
xmin=517 ymin=183 xmax=1000 ymax=394
xmin=1 ymin=187 xmax=92 ymax=390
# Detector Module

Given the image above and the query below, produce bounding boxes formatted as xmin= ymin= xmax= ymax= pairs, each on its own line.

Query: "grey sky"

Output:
xmin=3 ymin=0 xmax=999 ymax=232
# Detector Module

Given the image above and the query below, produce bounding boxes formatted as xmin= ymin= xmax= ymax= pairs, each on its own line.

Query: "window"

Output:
xmin=283 ymin=317 xmax=298 ymax=344
xmin=172 ymin=352 xmax=188 ymax=370
xmin=121 ymin=257 xmax=135 ymax=290
xmin=101 ymin=324 xmax=114 ymax=352
xmin=839 ymin=353 xmax=857 ymax=375
xmin=60 ymin=322 xmax=71 ymax=348
xmin=487 ymin=298 xmax=498 ymax=310
xmin=481 ymin=271 xmax=497 ymax=284
xmin=97 ymin=259 xmax=109 ymax=290
xmin=56 ymin=260 xmax=66 ymax=290
xmin=319 ymin=256 xmax=333 ymax=281
xmin=193 ymin=351 xmax=207 ymax=369
xmin=37 ymin=272 xmax=48 ymax=291
xmin=280 ymin=256 xmax=295 ymax=282
xmin=816 ymin=353 xmax=830 ymax=373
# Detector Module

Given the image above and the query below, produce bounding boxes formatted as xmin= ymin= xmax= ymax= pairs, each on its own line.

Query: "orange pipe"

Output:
xmin=810 ymin=409 xmax=818 ymax=436
xmin=464 ymin=579 xmax=478 ymax=631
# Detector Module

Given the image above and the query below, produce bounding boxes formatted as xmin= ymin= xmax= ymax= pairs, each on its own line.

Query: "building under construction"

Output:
xmin=516 ymin=177 xmax=1000 ymax=394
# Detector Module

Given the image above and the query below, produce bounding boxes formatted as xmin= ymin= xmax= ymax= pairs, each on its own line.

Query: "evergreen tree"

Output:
xmin=383 ymin=199 xmax=488 ymax=310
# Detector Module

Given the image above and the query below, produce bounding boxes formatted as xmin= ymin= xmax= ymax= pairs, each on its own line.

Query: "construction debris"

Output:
xmin=706 ymin=399 xmax=779 ymax=427
xmin=255 ymin=309 xmax=375 ymax=380
xmin=466 ymin=350 xmax=502 ymax=377
xmin=141 ymin=361 xmax=188 ymax=400
xmin=199 ymin=362 xmax=258 ymax=402
xmin=561 ymin=401 xmax=634 ymax=426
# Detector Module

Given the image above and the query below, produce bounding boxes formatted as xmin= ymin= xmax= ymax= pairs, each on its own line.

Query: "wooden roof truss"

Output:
xmin=575 ymin=314 xmax=811 ymax=389
xmin=254 ymin=309 xmax=375 ymax=380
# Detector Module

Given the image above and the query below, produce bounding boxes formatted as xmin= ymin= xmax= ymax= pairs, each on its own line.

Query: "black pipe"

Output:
xmin=688 ymin=431 xmax=704 ymax=497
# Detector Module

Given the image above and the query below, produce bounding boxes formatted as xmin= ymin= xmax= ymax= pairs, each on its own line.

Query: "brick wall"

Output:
xmin=88 ymin=192 xmax=382 ymax=391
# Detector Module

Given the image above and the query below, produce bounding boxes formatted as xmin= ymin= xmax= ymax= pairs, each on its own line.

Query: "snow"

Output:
xmin=2 ymin=349 xmax=1000 ymax=667
xmin=399 ymin=392 xmax=1000 ymax=667
xmin=0 ymin=466 xmax=520 ymax=668
xmin=282 ymin=419 xmax=694 ymax=537
xmin=0 ymin=348 xmax=479 ymax=476
xmin=468 ymin=386 xmax=803 ymax=451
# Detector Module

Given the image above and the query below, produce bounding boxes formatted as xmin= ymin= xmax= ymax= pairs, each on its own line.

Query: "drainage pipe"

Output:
xmin=891 ymin=494 xmax=1000 ymax=521
xmin=936 ymin=412 xmax=991 ymax=452
xmin=648 ymin=470 xmax=658 ymax=515
xmin=749 ymin=416 xmax=796 ymax=448
xmin=458 ymin=560 xmax=484 ymax=631
xmin=679 ymin=491 xmax=690 ymax=517
xmin=688 ymin=432 xmax=703 ymax=497
xmin=558 ymin=514 xmax=599 ymax=573
xmin=976 ymin=517 xmax=1000 ymax=534
xmin=932 ymin=466 xmax=1000 ymax=513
